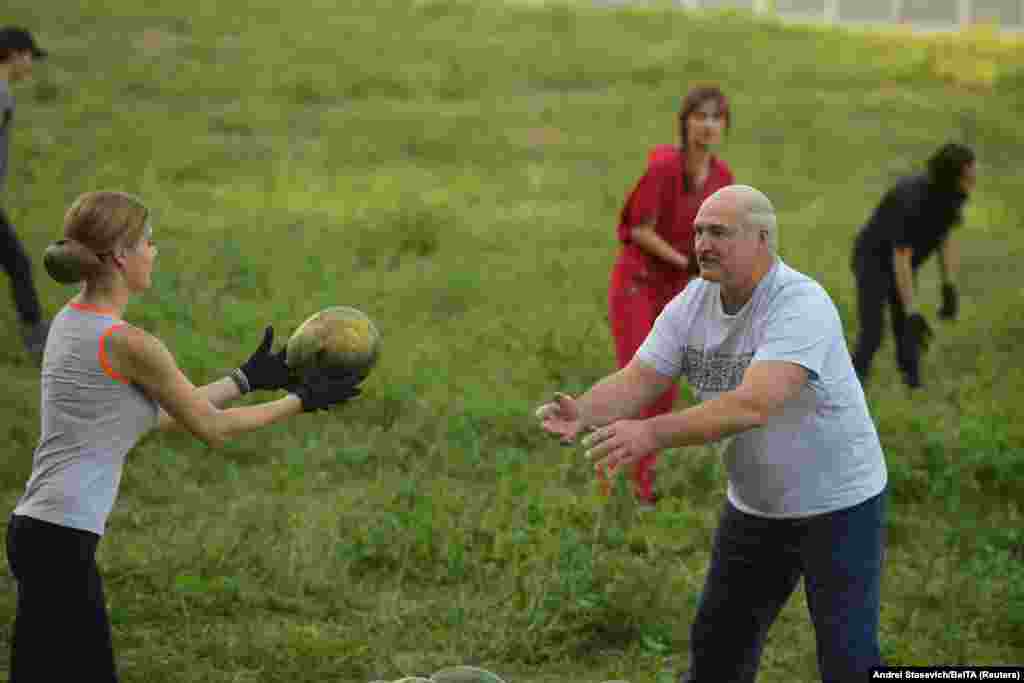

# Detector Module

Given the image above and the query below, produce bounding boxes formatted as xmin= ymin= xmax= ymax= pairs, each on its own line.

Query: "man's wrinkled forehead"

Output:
xmin=696 ymin=192 xmax=743 ymax=228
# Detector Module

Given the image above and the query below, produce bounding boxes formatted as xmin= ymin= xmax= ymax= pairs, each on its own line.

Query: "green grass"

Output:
xmin=2 ymin=1 xmax=1023 ymax=681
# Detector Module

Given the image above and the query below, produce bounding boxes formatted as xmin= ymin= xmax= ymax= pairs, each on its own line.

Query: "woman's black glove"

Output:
xmin=289 ymin=368 xmax=364 ymax=413
xmin=938 ymin=283 xmax=958 ymax=320
xmin=232 ymin=326 xmax=292 ymax=394
xmin=905 ymin=313 xmax=934 ymax=353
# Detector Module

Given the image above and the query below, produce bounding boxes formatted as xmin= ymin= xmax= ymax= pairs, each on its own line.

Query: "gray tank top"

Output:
xmin=14 ymin=302 xmax=158 ymax=535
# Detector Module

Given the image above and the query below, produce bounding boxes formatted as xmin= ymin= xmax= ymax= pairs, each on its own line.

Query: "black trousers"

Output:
xmin=680 ymin=490 xmax=887 ymax=683
xmin=6 ymin=514 xmax=119 ymax=683
xmin=0 ymin=206 xmax=43 ymax=326
xmin=851 ymin=255 xmax=919 ymax=387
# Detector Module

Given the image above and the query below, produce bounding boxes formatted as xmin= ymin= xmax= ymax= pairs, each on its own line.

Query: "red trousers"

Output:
xmin=606 ymin=253 xmax=687 ymax=503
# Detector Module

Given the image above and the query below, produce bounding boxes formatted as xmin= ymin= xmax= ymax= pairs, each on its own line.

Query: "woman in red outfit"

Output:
xmin=606 ymin=85 xmax=734 ymax=505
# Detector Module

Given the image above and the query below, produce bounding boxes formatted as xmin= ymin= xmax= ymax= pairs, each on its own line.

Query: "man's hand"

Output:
xmin=535 ymin=393 xmax=585 ymax=445
xmin=581 ymin=419 xmax=659 ymax=474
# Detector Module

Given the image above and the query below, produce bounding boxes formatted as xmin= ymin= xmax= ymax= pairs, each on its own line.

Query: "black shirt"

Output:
xmin=854 ymin=173 xmax=967 ymax=272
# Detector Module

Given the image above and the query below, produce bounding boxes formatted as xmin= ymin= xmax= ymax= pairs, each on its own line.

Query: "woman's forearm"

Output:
xmin=214 ymin=395 xmax=304 ymax=443
xmin=157 ymin=376 xmax=255 ymax=431
xmin=893 ymin=249 xmax=917 ymax=313
xmin=630 ymin=224 xmax=690 ymax=270
xmin=202 ymin=376 xmax=244 ymax=408
xmin=938 ymin=238 xmax=958 ymax=285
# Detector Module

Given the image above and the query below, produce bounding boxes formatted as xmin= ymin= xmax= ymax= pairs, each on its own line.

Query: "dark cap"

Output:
xmin=0 ymin=27 xmax=48 ymax=58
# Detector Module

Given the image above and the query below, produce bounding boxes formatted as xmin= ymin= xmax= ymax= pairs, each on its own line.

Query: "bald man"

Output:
xmin=537 ymin=185 xmax=888 ymax=683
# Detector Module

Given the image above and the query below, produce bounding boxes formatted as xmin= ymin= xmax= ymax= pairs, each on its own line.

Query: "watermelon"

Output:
xmin=430 ymin=667 xmax=506 ymax=683
xmin=285 ymin=306 xmax=380 ymax=379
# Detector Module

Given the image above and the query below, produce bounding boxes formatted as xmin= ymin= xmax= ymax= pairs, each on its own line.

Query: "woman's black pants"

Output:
xmin=851 ymin=256 xmax=920 ymax=388
xmin=6 ymin=514 xmax=119 ymax=682
xmin=0 ymin=207 xmax=44 ymax=326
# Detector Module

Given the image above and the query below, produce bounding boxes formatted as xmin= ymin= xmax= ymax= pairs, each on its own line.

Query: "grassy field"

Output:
xmin=1 ymin=1 xmax=1023 ymax=681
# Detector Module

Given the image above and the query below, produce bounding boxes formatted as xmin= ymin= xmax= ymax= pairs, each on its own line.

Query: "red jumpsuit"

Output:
xmin=607 ymin=145 xmax=734 ymax=503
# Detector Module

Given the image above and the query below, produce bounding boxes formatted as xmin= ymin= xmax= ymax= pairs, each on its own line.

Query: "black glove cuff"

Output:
xmin=288 ymin=385 xmax=316 ymax=413
xmin=230 ymin=367 xmax=252 ymax=395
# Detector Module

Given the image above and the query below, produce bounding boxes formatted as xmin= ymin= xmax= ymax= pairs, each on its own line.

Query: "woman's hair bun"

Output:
xmin=43 ymin=238 xmax=102 ymax=284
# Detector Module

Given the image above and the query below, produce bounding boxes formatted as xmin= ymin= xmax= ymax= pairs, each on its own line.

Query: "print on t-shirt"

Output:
xmin=683 ymin=348 xmax=755 ymax=394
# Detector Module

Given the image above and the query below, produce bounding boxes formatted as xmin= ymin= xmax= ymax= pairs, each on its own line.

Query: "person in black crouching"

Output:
xmin=851 ymin=143 xmax=975 ymax=389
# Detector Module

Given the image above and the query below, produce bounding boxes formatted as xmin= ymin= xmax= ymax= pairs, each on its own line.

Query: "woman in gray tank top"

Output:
xmin=5 ymin=191 xmax=366 ymax=682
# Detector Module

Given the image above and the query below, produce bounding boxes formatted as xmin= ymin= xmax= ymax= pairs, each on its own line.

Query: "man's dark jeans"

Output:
xmin=681 ymin=489 xmax=887 ymax=683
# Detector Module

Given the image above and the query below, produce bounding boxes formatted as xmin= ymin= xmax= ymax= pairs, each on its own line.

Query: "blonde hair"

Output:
xmin=43 ymin=191 xmax=149 ymax=284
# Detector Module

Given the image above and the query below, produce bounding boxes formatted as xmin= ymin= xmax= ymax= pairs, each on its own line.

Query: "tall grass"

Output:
xmin=0 ymin=1 xmax=1021 ymax=680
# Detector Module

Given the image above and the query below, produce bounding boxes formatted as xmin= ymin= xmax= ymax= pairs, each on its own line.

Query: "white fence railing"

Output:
xmin=667 ymin=0 xmax=1024 ymax=31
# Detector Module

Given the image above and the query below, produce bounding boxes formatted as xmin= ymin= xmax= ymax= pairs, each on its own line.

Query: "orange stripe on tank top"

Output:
xmin=69 ymin=301 xmax=117 ymax=316
xmin=99 ymin=324 xmax=131 ymax=384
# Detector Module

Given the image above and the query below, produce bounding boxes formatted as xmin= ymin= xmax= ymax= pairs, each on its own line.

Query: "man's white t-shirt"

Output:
xmin=636 ymin=260 xmax=887 ymax=518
